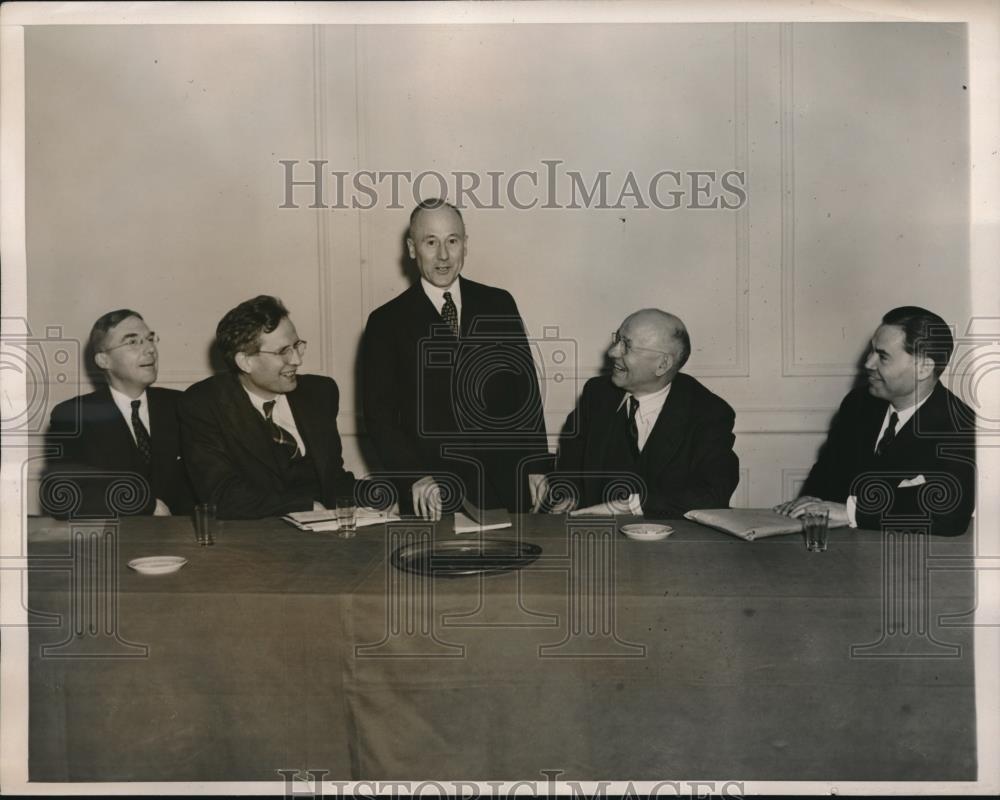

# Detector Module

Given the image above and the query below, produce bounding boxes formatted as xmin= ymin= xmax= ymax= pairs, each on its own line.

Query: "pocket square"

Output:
xmin=898 ymin=474 xmax=927 ymax=488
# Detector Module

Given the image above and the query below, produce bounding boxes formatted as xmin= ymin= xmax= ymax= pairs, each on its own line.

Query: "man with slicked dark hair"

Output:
xmin=180 ymin=295 xmax=374 ymax=519
xmin=776 ymin=306 xmax=976 ymax=536
xmin=41 ymin=309 xmax=193 ymax=518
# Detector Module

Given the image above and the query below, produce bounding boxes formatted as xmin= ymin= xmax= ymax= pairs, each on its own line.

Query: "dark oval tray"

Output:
xmin=390 ymin=538 xmax=543 ymax=578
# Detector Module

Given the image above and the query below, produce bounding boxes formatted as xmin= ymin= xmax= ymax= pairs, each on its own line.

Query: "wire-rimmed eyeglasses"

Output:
xmin=101 ymin=332 xmax=159 ymax=352
xmin=610 ymin=331 xmax=670 ymax=356
xmin=255 ymin=340 xmax=308 ymax=360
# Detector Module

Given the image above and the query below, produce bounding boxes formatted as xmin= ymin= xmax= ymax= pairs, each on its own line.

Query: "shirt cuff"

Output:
xmin=845 ymin=495 xmax=858 ymax=528
xmin=628 ymin=492 xmax=644 ymax=516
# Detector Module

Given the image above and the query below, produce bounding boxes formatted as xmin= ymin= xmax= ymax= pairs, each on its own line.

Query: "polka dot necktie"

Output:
xmin=442 ymin=291 xmax=459 ymax=337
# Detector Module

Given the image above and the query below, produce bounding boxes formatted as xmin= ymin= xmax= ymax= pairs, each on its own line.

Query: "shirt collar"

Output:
xmin=887 ymin=388 xmax=933 ymax=428
xmin=616 ymin=382 xmax=672 ymax=416
xmin=420 ymin=277 xmax=462 ymax=309
xmin=108 ymin=385 xmax=148 ymax=416
xmin=242 ymin=385 xmax=288 ymax=417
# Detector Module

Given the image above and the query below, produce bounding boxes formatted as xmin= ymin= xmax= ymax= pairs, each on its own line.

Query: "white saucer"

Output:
xmin=128 ymin=556 xmax=188 ymax=575
xmin=621 ymin=523 xmax=674 ymax=541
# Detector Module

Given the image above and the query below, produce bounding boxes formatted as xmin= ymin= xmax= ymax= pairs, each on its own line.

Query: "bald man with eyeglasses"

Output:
xmin=533 ymin=309 xmax=739 ymax=517
xmin=180 ymin=294 xmax=376 ymax=519
xmin=41 ymin=309 xmax=194 ymax=518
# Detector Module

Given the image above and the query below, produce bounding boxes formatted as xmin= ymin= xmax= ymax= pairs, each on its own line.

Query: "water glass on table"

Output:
xmin=193 ymin=502 xmax=217 ymax=546
xmin=802 ymin=508 xmax=830 ymax=552
xmin=335 ymin=497 xmax=357 ymax=538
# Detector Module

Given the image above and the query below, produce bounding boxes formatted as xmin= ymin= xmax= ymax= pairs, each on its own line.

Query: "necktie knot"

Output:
xmin=131 ymin=399 xmax=141 ymax=411
xmin=263 ymin=399 xmax=276 ymax=420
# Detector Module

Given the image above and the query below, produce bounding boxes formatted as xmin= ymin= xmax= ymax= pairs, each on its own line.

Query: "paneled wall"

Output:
xmin=23 ymin=23 xmax=970 ymax=514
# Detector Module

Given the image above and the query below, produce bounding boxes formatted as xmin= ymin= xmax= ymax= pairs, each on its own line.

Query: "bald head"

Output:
xmin=609 ymin=309 xmax=691 ymax=395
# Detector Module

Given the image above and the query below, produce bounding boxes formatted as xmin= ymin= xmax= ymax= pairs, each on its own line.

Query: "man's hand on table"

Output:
xmin=412 ymin=475 xmax=443 ymax=521
xmin=773 ymin=496 xmax=850 ymax=528
xmin=569 ymin=494 xmax=639 ymax=517
xmin=527 ymin=473 xmax=585 ymax=514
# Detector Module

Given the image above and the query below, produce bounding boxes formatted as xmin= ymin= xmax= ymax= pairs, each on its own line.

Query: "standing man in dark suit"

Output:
xmin=535 ymin=309 xmax=739 ymax=518
xmin=180 ymin=295 xmax=370 ymax=519
xmin=41 ymin=309 xmax=193 ymax=518
xmin=363 ymin=199 xmax=549 ymax=519
xmin=775 ymin=306 xmax=976 ymax=536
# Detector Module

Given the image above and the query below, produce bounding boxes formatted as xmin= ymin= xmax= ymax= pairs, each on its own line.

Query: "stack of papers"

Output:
xmin=282 ymin=507 xmax=400 ymax=533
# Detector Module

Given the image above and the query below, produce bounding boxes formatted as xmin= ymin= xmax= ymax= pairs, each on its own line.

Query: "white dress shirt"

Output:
xmin=421 ymin=277 xmax=463 ymax=328
xmin=109 ymin=385 xmax=150 ymax=445
xmin=242 ymin=388 xmax=307 ymax=456
xmin=109 ymin=385 xmax=170 ymax=514
xmin=616 ymin=383 xmax=672 ymax=452
xmin=845 ymin=392 xmax=934 ymax=526
xmin=614 ymin=382 xmax=673 ymax=515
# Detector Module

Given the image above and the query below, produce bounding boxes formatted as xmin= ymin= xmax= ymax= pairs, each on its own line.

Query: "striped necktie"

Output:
xmin=263 ymin=399 xmax=301 ymax=460
xmin=130 ymin=399 xmax=151 ymax=463
xmin=627 ymin=396 xmax=640 ymax=457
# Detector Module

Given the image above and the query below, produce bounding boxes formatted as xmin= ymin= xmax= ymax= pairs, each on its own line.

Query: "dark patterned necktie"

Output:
xmin=442 ymin=291 xmax=459 ymax=337
xmin=130 ymin=399 xmax=152 ymax=464
xmin=627 ymin=396 xmax=640 ymax=457
xmin=263 ymin=400 xmax=301 ymax=460
xmin=875 ymin=411 xmax=899 ymax=456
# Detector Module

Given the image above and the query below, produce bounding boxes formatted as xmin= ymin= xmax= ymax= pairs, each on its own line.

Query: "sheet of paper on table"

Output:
xmin=683 ymin=508 xmax=804 ymax=541
xmin=282 ymin=508 xmax=401 ymax=532
xmin=453 ymin=511 xmax=512 ymax=534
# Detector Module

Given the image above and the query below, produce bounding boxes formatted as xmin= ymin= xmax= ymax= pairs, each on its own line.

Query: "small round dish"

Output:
xmin=620 ymin=523 xmax=674 ymax=542
xmin=128 ymin=556 xmax=188 ymax=575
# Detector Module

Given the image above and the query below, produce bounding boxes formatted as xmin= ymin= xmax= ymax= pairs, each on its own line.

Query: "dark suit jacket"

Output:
xmin=179 ymin=372 xmax=362 ymax=519
xmin=554 ymin=373 xmax=739 ymax=518
xmin=801 ymin=382 xmax=976 ymax=536
xmin=363 ymin=276 xmax=549 ymax=513
xmin=41 ymin=385 xmax=193 ymax=518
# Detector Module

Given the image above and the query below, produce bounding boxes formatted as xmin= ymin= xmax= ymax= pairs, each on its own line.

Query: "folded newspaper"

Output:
xmin=282 ymin=507 xmax=400 ymax=532
xmin=683 ymin=508 xmax=803 ymax=542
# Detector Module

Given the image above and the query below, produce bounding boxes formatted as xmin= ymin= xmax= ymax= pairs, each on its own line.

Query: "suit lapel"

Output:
xmin=457 ymin=276 xmax=475 ymax=337
xmin=406 ymin=282 xmax=455 ymax=338
xmin=639 ymin=377 xmax=691 ymax=471
xmin=288 ymin=386 xmax=325 ymax=479
xmin=94 ymin=385 xmax=142 ymax=467
xmin=218 ymin=374 xmax=283 ymax=477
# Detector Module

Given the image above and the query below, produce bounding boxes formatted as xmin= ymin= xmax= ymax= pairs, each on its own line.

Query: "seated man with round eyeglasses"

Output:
xmin=532 ymin=308 xmax=739 ymax=518
xmin=180 ymin=294 xmax=373 ymax=519
xmin=41 ymin=309 xmax=194 ymax=518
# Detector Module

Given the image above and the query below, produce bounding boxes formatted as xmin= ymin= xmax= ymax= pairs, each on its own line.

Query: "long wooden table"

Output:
xmin=27 ymin=514 xmax=976 ymax=782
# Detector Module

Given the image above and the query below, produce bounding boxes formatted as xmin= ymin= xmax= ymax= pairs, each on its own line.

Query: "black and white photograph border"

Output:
xmin=2 ymin=0 xmax=999 ymax=796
